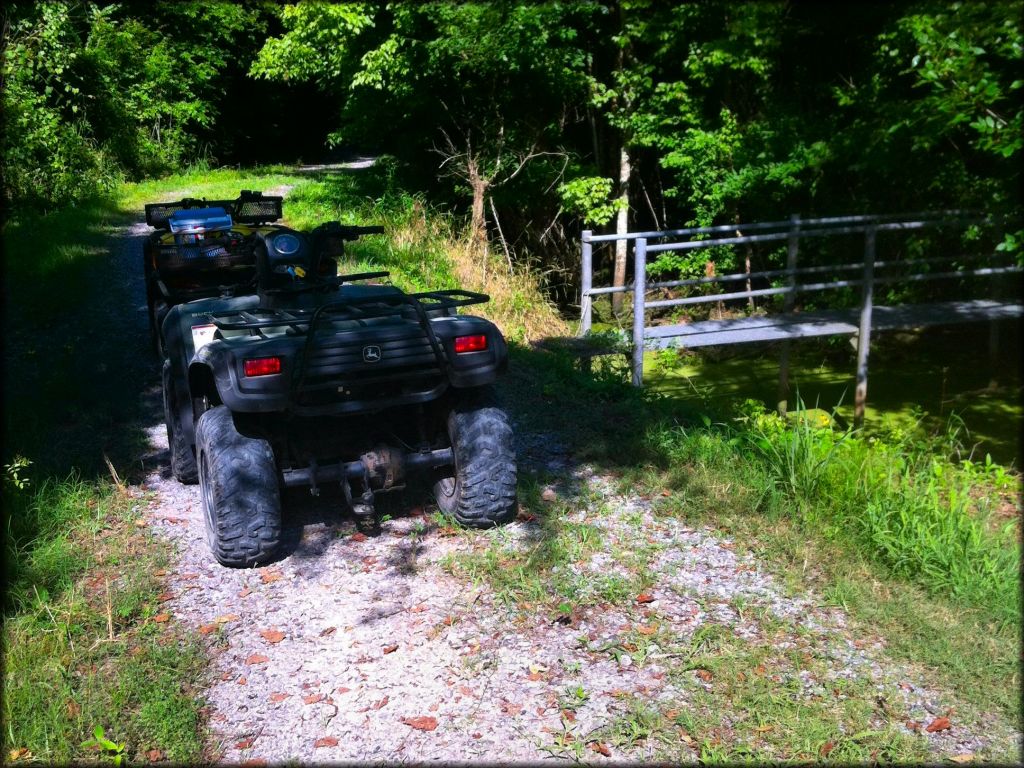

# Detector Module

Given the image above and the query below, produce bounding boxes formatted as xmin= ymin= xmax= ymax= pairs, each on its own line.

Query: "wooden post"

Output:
xmin=632 ymin=238 xmax=647 ymax=387
xmin=777 ymin=214 xmax=800 ymax=415
xmin=580 ymin=230 xmax=593 ymax=336
xmin=988 ymin=222 xmax=1004 ymax=389
xmin=853 ymin=223 xmax=877 ymax=429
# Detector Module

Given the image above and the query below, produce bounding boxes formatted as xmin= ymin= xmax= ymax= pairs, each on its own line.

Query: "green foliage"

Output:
xmin=2 ymin=475 xmax=206 ymax=763
xmin=252 ymin=2 xmax=593 ymax=241
xmin=4 ymin=456 xmax=33 ymax=491
xmin=2 ymin=3 xmax=122 ymax=206
xmin=688 ymin=399 xmax=1021 ymax=625
xmin=250 ymin=3 xmax=375 ymax=85
xmin=81 ymin=726 xmax=126 ymax=766
xmin=557 ymin=176 xmax=623 ymax=227
xmin=735 ymin=398 xmax=850 ymax=505
xmin=2 ymin=1 xmax=274 ymax=210
xmin=885 ymin=5 xmax=1022 ymax=161
xmin=6 ymin=0 xmax=1018 ymax=270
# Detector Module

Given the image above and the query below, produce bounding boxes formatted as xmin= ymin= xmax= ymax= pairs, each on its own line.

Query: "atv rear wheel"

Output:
xmin=196 ymin=406 xmax=282 ymax=567
xmin=162 ymin=360 xmax=198 ymax=484
xmin=433 ymin=390 xmax=517 ymax=527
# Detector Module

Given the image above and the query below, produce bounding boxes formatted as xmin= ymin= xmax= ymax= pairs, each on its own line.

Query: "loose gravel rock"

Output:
xmin=137 ymin=429 xmax=1021 ymax=763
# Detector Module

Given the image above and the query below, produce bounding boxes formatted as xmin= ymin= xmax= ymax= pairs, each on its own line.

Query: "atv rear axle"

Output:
xmin=280 ymin=447 xmax=454 ymax=490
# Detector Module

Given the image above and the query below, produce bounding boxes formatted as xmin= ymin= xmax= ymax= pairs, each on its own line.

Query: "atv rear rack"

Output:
xmin=146 ymin=190 xmax=283 ymax=229
xmin=207 ymin=289 xmax=489 ymax=332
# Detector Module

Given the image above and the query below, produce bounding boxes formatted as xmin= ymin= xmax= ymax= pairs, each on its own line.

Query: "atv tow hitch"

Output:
xmin=280 ymin=447 xmax=454 ymax=489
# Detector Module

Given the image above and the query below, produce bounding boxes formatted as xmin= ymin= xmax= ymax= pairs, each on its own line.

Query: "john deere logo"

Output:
xmin=362 ymin=345 xmax=382 ymax=363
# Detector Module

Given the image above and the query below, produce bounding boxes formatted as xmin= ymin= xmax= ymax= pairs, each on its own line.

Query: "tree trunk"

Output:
xmin=611 ymin=145 xmax=631 ymax=316
xmin=467 ymin=157 xmax=489 ymax=251
xmin=735 ymin=215 xmax=754 ymax=312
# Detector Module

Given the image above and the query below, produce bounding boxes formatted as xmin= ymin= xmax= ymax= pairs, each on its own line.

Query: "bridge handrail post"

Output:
xmin=580 ymin=230 xmax=593 ymax=336
xmin=632 ymin=238 xmax=648 ymax=387
xmin=777 ymin=214 xmax=801 ymax=415
xmin=854 ymin=222 xmax=878 ymax=429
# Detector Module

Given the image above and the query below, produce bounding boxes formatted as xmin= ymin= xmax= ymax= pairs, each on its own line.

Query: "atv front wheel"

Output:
xmin=196 ymin=406 xmax=282 ymax=567
xmin=433 ymin=390 xmax=517 ymax=527
xmin=162 ymin=360 xmax=198 ymax=484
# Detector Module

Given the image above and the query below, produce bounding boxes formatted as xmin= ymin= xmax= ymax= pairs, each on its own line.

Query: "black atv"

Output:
xmin=145 ymin=191 xmax=517 ymax=567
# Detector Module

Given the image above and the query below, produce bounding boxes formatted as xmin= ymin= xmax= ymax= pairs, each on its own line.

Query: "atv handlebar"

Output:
xmin=311 ymin=222 xmax=385 ymax=241
xmin=262 ymin=270 xmax=391 ymax=297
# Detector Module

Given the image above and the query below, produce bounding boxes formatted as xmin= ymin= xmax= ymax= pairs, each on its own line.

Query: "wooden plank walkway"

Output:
xmin=642 ymin=299 xmax=1022 ymax=350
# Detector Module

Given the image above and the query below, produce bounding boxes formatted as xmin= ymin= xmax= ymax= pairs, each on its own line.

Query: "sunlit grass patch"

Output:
xmin=116 ymin=164 xmax=308 ymax=211
xmin=2 ymin=481 xmax=205 ymax=763
xmin=442 ymin=476 xmax=612 ymax=614
xmin=634 ymin=411 xmax=1021 ymax=726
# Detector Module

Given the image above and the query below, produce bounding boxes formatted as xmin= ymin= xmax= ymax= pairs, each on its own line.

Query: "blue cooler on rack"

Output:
xmin=167 ymin=207 xmax=234 ymax=267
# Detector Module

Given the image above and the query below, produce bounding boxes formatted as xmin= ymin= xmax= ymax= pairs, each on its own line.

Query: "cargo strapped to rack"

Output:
xmin=145 ymin=190 xmax=283 ymax=229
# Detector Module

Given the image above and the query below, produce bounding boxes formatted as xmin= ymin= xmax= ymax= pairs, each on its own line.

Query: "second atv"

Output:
xmin=145 ymin=191 xmax=517 ymax=567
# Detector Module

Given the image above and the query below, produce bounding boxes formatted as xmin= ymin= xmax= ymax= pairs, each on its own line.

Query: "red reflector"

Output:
xmin=243 ymin=357 xmax=282 ymax=377
xmin=454 ymin=334 xmax=488 ymax=354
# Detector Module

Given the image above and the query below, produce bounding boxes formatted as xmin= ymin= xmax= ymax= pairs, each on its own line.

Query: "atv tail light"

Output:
xmin=243 ymin=357 xmax=282 ymax=377
xmin=454 ymin=334 xmax=488 ymax=354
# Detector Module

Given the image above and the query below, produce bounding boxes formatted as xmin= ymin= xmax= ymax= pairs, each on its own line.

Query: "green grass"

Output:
xmin=2 ymin=479 xmax=206 ymax=763
xmin=640 ymin=622 xmax=928 ymax=763
xmin=442 ymin=475 xmax=617 ymax=614
xmin=647 ymin=397 xmax=1021 ymax=622
xmin=586 ymin=625 xmax=930 ymax=763
xmin=637 ymin=416 xmax=1021 ymax=723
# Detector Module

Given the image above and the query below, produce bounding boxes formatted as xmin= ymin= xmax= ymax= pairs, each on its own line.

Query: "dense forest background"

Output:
xmin=4 ymin=1 xmax=1021 ymax=291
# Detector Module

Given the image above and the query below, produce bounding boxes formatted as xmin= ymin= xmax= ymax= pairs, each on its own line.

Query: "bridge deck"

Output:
xmin=643 ymin=299 xmax=1022 ymax=350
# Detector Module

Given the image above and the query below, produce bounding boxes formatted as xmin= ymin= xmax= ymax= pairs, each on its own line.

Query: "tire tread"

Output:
xmin=434 ymin=389 xmax=517 ymax=528
xmin=196 ymin=406 xmax=281 ymax=567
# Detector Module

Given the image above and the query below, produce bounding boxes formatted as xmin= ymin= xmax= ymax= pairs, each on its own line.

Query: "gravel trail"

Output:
xmin=93 ymin=199 xmax=1018 ymax=763
xmin=137 ymin=440 xmax=1021 ymax=763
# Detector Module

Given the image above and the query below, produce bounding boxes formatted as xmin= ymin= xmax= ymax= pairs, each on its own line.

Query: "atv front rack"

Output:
xmin=208 ymin=289 xmax=491 ymax=415
xmin=146 ymin=190 xmax=283 ymax=229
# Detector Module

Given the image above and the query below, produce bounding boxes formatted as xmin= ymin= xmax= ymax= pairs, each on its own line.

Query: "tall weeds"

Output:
xmin=652 ymin=398 xmax=1020 ymax=625
xmin=734 ymin=401 xmax=1020 ymax=624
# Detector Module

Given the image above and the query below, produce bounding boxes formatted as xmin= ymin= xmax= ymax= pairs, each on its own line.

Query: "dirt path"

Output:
xmin=112 ymin=196 xmax=1019 ymax=763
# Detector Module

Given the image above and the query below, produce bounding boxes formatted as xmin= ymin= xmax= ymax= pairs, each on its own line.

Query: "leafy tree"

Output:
xmin=2 ymin=2 xmax=119 ymax=207
xmin=829 ymin=1 xmax=1022 ymax=251
xmin=252 ymin=2 xmax=591 ymax=249
xmin=2 ymin=1 xmax=275 ymax=210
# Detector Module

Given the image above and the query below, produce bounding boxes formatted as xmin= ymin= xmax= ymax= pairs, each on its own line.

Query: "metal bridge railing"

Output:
xmin=579 ymin=213 xmax=1021 ymax=426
